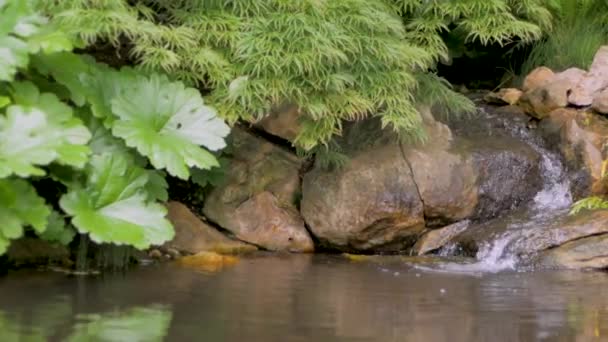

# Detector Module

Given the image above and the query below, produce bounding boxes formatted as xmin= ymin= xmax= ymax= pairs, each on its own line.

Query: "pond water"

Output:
xmin=2 ymin=254 xmax=608 ymax=341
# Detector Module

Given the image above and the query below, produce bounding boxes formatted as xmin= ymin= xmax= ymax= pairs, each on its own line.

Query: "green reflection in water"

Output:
xmin=0 ymin=301 xmax=172 ymax=341
xmin=68 ymin=305 xmax=172 ymax=342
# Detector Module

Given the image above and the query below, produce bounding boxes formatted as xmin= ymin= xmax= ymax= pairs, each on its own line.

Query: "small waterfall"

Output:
xmin=431 ymin=104 xmax=574 ymax=273
xmin=530 ymin=140 xmax=572 ymax=211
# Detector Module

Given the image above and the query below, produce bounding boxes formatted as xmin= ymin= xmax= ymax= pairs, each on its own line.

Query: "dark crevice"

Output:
xmin=236 ymin=121 xmax=298 ymax=155
xmin=398 ymin=141 xmax=427 ymax=222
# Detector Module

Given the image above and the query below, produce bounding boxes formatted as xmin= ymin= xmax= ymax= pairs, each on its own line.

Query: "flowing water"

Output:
xmin=431 ymin=104 xmax=576 ymax=274
xmin=2 ymin=256 xmax=608 ymax=341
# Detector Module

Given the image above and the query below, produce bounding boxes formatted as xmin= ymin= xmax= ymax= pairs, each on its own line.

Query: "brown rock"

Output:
xmin=301 ymin=117 xmax=425 ymax=251
xmin=412 ymin=220 xmax=470 ymax=255
xmin=568 ymin=46 xmax=608 ymax=106
xmin=203 ymin=128 xmax=314 ymax=252
xmin=539 ymin=108 xmax=608 ymax=197
xmin=519 ymin=79 xmax=572 ymax=119
xmin=255 ymin=103 xmax=302 ymax=142
xmin=483 ymin=88 xmax=523 ymax=105
xmin=453 ymin=209 xmax=608 ymax=259
xmin=165 ymin=201 xmax=256 ymax=255
xmin=536 ymin=234 xmax=608 ymax=270
xmin=404 ymin=109 xmax=478 ymax=225
xmin=232 ymin=191 xmax=314 ymax=252
xmin=522 ymin=66 xmax=555 ymax=92
xmin=592 ymin=87 xmax=608 ymax=114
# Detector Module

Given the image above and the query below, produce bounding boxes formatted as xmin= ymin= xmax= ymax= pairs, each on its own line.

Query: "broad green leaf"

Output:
xmin=111 ymin=73 xmax=230 ymax=179
xmin=0 ymin=36 xmax=28 ymax=81
xmin=27 ymin=25 xmax=73 ymax=54
xmin=38 ymin=211 xmax=76 ymax=245
xmin=60 ymin=153 xmax=174 ymax=249
xmin=0 ymin=84 xmax=91 ymax=177
xmin=0 ymin=178 xmax=51 ymax=254
xmin=30 ymin=52 xmax=95 ymax=106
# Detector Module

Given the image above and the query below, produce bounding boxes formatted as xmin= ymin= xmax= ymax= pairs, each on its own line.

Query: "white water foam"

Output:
xmin=532 ymin=153 xmax=572 ymax=211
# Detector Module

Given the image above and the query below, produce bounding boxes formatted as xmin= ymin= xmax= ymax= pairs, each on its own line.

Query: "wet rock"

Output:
xmin=535 ymin=234 xmax=608 ymax=269
xmin=165 ymin=201 xmax=256 ymax=254
xmin=483 ymin=88 xmax=523 ymax=105
xmin=301 ymin=119 xmax=425 ymax=252
xmin=522 ymin=66 xmax=555 ymax=92
xmin=539 ymin=108 xmax=608 ymax=198
xmin=592 ymin=87 xmax=608 ymax=114
xmin=203 ymin=128 xmax=313 ymax=252
xmin=453 ymin=210 xmax=608 ymax=259
xmin=412 ymin=220 xmax=471 ymax=256
xmin=231 ymin=191 xmax=314 ymax=252
xmin=255 ymin=103 xmax=302 ymax=142
xmin=568 ymin=46 xmax=608 ymax=106
xmin=466 ymin=137 xmax=542 ymax=220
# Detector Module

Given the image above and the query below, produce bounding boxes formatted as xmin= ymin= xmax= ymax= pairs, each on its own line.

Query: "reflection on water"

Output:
xmin=2 ymin=254 xmax=608 ymax=341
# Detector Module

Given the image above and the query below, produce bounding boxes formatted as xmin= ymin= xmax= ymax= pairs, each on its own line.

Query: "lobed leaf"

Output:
xmin=111 ymin=73 xmax=230 ymax=179
xmin=60 ymin=153 xmax=173 ymax=249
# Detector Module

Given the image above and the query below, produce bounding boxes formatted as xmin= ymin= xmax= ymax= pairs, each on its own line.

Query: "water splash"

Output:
xmin=531 ymin=147 xmax=572 ymax=211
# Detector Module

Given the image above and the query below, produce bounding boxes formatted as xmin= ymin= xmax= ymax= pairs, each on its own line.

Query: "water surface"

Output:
xmin=2 ymin=254 xmax=608 ymax=341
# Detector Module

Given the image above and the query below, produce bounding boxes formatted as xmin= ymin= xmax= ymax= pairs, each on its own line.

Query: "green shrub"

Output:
xmin=41 ymin=0 xmax=551 ymax=150
xmin=0 ymin=0 xmax=229 ymax=255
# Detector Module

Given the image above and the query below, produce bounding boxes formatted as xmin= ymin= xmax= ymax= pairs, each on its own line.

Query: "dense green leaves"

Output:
xmin=60 ymin=153 xmax=173 ymax=249
xmin=0 ymin=0 xmax=71 ymax=81
xmin=41 ymin=0 xmax=551 ymax=150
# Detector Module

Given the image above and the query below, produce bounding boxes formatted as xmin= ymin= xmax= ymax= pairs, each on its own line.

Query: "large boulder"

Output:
xmin=539 ymin=108 xmax=608 ymax=198
xmin=519 ymin=67 xmax=586 ymax=119
xmin=301 ymin=119 xmax=425 ymax=252
xmin=203 ymin=128 xmax=314 ymax=252
xmin=164 ymin=201 xmax=257 ymax=254
xmin=301 ymin=107 xmax=542 ymax=252
xmin=403 ymin=109 xmax=479 ymax=225
xmin=568 ymin=46 xmax=608 ymax=106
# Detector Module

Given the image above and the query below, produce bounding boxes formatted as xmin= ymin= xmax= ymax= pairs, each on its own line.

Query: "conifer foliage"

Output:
xmin=42 ymin=0 xmax=552 ymax=149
